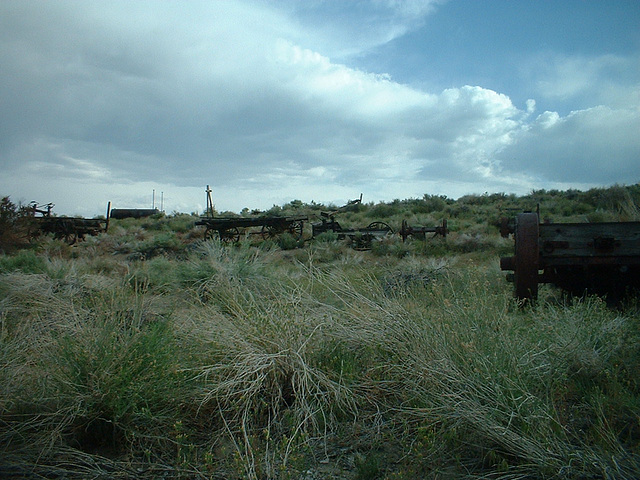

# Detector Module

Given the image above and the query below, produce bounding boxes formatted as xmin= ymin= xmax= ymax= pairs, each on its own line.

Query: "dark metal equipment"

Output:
xmin=399 ymin=219 xmax=448 ymax=242
xmin=312 ymin=214 xmax=394 ymax=249
xmin=27 ymin=202 xmax=111 ymax=245
xmin=195 ymin=186 xmax=307 ymax=242
xmin=500 ymin=212 xmax=640 ymax=302
xmin=110 ymin=208 xmax=160 ymax=219
xmin=196 ymin=216 xmax=308 ymax=243
xmin=310 ymin=195 xmax=393 ymax=249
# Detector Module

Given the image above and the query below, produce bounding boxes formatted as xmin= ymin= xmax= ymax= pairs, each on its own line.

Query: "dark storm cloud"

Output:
xmin=0 ymin=1 xmax=637 ymax=215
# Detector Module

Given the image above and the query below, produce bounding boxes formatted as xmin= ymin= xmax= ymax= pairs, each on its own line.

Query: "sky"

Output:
xmin=1 ymin=0 xmax=639 ymax=217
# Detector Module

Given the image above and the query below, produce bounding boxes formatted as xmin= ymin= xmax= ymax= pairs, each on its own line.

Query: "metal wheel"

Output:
xmin=220 ymin=227 xmax=240 ymax=243
xmin=366 ymin=222 xmax=393 ymax=234
xmin=261 ymin=224 xmax=281 ymax=240
xmin=514 ymin=213 xmax=539 ymax=301
xmin=26 ymin=221 xmax=41 ymax=243
xmin=54 ymin=220 xmax=77 ymax=245
xmin=204 ymin=227 xmax=216 ymax=241
xmin=288 ymin=221 xmax=304 ymax=240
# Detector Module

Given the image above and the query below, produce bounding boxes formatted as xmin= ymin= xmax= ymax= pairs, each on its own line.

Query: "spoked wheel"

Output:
xmin=205 ymin=227 xmax=240 ymax=243
xmin=514 ymin=213 xmax=540 ymax=301
xmin=27 ymin=225 xmax=42 ymax=244
xmin=261 ymin=224 xmax=282 ymax=240
xmin=204 ymin=227 xmax=216 ymax=241
xmin=220 ymin=227 xmax=240 ymax=243
xmin=55 ymin=222 xmax=77 ymax=245
xmin=53 ymin=232 xmax=77 ymax=245
xmin=288 ymin=221 xmax=304 ymax=240
xmin=366 ymin=222 xmax=393 ymax=234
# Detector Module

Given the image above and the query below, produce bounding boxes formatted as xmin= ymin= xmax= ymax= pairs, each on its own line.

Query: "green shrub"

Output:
xmin=277 ymin=232 xmax=301 ymax=250
xmin=134 ymin=231 xmax=183 ymax=258
xmin=0 ymin=196 xmax=32 ymax=252
xmin=313 ymin=230 xmax=339 ymax=243
xmin=0 ymin=249 xmax=47 ymax=273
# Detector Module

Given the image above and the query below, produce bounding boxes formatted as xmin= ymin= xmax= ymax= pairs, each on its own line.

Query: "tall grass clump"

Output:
xmin=288 ymin=258 xmax=640 ymax=478
xmin=0 ymin=268 xmax=190 ymax=478
xmin=172 ymin=244 xmax=361 ymax=478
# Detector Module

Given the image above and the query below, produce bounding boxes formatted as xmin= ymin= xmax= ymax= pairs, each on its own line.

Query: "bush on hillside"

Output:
xmin=0 ymin=196 xmax=33 ymax=253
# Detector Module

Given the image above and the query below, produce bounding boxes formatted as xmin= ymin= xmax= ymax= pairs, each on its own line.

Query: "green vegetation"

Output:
xmin=1 ymin=184 xmax=639 ymax=479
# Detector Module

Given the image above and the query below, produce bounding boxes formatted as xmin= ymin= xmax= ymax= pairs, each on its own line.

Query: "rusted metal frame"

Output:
xmin=28 ymin=202 xmax=110 ymax=245
xmin=500 ymin=212 xmax=640 ymax=302
xmin=196 ymin=215 xmax=308 ymax=242
xmin=33 ymin=216 xmax=108 ymax=244
xmin=400 ymin=219 xmax=448 ymax=242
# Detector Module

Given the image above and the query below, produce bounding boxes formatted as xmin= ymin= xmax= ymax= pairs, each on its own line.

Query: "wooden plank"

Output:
xmin=539 ymin=222 xmax=640 ymax=258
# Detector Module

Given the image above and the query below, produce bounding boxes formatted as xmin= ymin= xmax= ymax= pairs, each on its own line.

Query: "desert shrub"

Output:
xmin=0 ymin=276 xmax=189 ymax=470
xmin=416 ymin=194 xmax=449 ymax=214
xmin=449 ymin=232 xmax=507 ymax=254
xmin=277 ymin=232 xmax=302 ymax=250
xmin=313 ymin=230 xmax=339 ymax=243
xmin=586 ymin=210 xmax=620 ymax=222
xmin=0 ymin=249 xmax=47 ymax=274
xmin=367 ymin=202 xmax=396 ymax=219
xmin=0 ymin=196 xmax=32 ymax=252
xmin=370 ymin=236 xmax=411 ymax=258
xmin=133 ymin=231 xmax=184 ymax=259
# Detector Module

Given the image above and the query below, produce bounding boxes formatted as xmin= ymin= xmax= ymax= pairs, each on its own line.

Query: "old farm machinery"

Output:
xmin=195 ymin=186 xmax=307 ymax=242
xmin=399 ymin=219 xmax=448 ymax=242
xmin=500 ymin=212 xmax=640 ymax=302
xmin=310 ymin=194 xmax=395 ymax=249
xmin=311 ymin=195 xmax=448 ymax=248
xmin=26 ymin=202 xmax=111 ymax=244
xmin=196 ymin=187 xmax=448 ymax=249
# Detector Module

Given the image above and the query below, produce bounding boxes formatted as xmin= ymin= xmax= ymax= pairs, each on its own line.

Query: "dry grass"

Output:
xmin=1 ymin=240 xmax=639 ymax=479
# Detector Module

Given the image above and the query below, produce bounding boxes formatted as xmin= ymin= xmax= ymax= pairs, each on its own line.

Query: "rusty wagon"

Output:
xmin=310 ymin=195 xmax=394 ymax=249
xmin=500 ymin=212 xmax=640 ymax=302
xmin=26 ymin=202 xmax=111 ymax=245
xmin=399 ymin=219 xmax=448 ymax=242
xmin=196 ymin=215 xmax=308 ymax=242
xmin=195 ymin=186 xmax=307 ymax=242
xmin=311 ymin=212 xmax=394 ymax=249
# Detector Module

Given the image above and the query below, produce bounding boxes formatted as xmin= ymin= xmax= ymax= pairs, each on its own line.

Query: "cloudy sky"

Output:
xmin=1 ymin=0 xmax=639 ymax=216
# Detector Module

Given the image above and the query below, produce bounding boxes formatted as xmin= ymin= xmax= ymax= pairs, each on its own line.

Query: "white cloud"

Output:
xmin=498 ymin=105 xmax=640 ymax=184
xmin=525 ymin=99 xmax=536 ymax=115
xmin=283 ymin=0 xmax=444 ymax=60
xmin=0 ymin=1 xmax=638 ymax=216
xmin=523 ymin=52 xmax=640 ymax=109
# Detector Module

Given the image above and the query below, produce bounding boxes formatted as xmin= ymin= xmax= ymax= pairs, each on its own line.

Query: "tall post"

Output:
xmin=105 ymin=201 xmax=111 ymax=232
xmin=205 ymin=185 xmax=214 ymax=218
